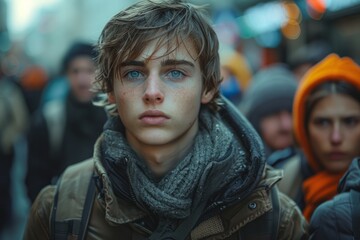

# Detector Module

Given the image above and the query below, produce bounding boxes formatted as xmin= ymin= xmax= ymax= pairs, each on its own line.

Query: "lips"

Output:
xmin=139 ymin=110 xmax=169 ymax=125
xmin=328 ymin=151 xmax=347 ymax=160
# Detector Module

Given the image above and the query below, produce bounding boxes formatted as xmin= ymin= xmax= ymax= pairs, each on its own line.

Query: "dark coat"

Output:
xmin=309 ymin=158 xmax=360 ymax=240
xmin=25 ymin=92 xmax=107 ymax=202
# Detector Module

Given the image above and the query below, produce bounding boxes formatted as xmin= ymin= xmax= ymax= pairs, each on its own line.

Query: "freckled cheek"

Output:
xmin=113 ymin=88 xmax=138 ymax=112
xmin=117 ymin=87 xmax=137 ymax=99
xmin=171 ymin=89 xmax=201 ymax=112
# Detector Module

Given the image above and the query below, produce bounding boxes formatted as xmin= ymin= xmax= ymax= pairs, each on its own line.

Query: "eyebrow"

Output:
xmin=161 ymin=59 xmax=195 ymax=68
xmin=120 ymin=60 xmax=145 ymax=67
xmin=120 ymin=59 xmax=195 ymax=68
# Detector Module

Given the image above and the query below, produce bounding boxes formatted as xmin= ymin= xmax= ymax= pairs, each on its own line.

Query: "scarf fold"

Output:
xmin=302 ymin=170 xmax=344 ymax=221
xmin=101 ymin=107 xmax=249 ymax=220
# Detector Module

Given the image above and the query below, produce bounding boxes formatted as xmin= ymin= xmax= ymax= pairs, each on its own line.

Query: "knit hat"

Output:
xmin=239 ymin=64 xmax=297 ymax=135
xmin=293 ymin=53 xmax=360 ymax=172
xmin=61 ymin=42 xmax=98 ymax=73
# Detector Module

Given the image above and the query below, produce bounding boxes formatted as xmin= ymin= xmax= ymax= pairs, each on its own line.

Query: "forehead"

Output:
xmin=134 ymin=38 xmax=199 ymax=63
xmin=311 ymin=94 xmax=360 ymax=116
xmin=68 ymin=56 xmax=94 ymax=68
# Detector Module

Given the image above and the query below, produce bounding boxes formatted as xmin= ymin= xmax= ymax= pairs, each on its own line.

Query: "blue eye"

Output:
xmin=166 ymin=70 xmax=185 ymax=81
xmin=125 ymin=70 xmax=144 ymax=81
xmin=170 ymin=70 xmax=182 ymax=77
xmin=129 ymin=71 xmax=140 ymax=78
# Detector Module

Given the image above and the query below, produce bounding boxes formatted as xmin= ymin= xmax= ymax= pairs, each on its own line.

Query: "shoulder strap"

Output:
xmin=239 ymin=186 xmax=280 ymax=240
xmin=270 ymin=186 xmax=280 ymax=240
xmin=50 ymin=159 xmax=96 ymax=240
xmin=351 ymin=189 xmax=360 ymax=240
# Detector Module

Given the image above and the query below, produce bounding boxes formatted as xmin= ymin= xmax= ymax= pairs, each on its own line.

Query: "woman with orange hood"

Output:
xmin=270 ymin=53 xmax=360 ymax=221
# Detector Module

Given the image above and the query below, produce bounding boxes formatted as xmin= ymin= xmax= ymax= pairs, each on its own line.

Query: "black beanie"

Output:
xmin=239 ymin=64 xmax=297 ymax=134
xmin=61 ymin=42 xmax=98 ymax=73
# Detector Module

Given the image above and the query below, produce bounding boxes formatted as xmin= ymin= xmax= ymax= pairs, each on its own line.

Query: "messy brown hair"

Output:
xmin=94 ymin=0 xmax=222 ymax=113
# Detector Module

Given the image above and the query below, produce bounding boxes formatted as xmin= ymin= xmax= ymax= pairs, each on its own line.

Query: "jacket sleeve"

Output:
xmin=309 ymin=194 xmax=352 ymax=240
xmin=277 ymin=191 xmax=309 ymax=240
xmin=24 ymin=185 xmax=56 ymax=240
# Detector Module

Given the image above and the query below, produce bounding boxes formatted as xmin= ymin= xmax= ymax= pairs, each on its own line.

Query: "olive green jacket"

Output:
xmin=24 ymin=154 xmax=308 ymax=240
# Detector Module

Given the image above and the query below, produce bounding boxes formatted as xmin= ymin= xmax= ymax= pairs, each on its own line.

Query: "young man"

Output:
xmin=24 ymin=1 xmax=308 ymax=239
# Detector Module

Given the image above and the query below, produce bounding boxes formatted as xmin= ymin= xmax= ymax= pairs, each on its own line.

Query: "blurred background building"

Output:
xmin=1 ymin=0 xmax=136 ymax=76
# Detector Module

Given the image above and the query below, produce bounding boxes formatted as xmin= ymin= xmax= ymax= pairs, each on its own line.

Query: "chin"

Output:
xmin=272 ymin=142 xmax=292 ymax=151
xmin=326 ymin=164 xmax=349 ymax=174
xmin=137 ymin=132 xmax=174 ymax=146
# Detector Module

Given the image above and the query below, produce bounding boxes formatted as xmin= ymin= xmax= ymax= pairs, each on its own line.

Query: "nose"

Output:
xmin=279 ymin=111 xmax=292 ymax=131
xmin=330 ymin=123 xmax=342 ymax=145
xmin=75 ymin=69 xmax=94 ymax=85
xmin=142 ymin=75 xmax=164 ymax=104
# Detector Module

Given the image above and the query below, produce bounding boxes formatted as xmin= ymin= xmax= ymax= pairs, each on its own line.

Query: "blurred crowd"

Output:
xmin=1 ymin=1 xmax=360 ymax=240
xmin=0 ymin=41 xmax=108 ymax=239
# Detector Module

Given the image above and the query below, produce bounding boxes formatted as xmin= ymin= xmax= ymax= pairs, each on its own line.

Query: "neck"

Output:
xmin=126 ymin=123 xmax=199 ymax=178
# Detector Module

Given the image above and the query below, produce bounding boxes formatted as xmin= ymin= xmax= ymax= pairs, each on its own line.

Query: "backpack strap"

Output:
xmin=270 ymin=186 xmax=280 ymax=240
xmin=239 ymin=186 xmax=280 ymax=240
xmin=50 ymin=159 xmax=96 ymax=240
xmin=77 ymin=176 xmax=96 ymax=240
xmin=351 ymin=189 xmax=360 ymax=240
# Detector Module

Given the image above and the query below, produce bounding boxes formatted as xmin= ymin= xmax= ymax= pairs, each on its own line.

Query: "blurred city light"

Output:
xmin=243 ymin=2 xmax=287 ymax=36
xmin=7 ymin=0 xmax=59 ymax=38
xmin=281 ymin=2 xmax=302 ymax=39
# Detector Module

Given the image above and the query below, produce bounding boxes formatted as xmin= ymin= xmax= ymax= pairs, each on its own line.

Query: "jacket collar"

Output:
xmin=191 ymin=166 xmax=283 ymax=240
xmin=94 ymin=134 xmax=282 ymax=238
xmin=94 ymin=135 xmax=146 ymax=224
xmin=338 ymin=157 xmax=360 ymax=193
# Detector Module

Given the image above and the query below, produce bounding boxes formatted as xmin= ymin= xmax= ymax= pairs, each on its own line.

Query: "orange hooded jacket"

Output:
xmin=293 ymin=53 xmax=360 ymax=220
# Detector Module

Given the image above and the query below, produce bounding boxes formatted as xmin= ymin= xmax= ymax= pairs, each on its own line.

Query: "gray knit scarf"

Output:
xmin=102 ymin=107 xmax=249 ymax=220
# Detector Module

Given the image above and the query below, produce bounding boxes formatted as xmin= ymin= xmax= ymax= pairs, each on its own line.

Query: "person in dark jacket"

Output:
xmin=25 ymin=42 xmax=108 ymax=202
xmin=239 ymin=64 xmax=298 ymax=157
xmin=309 ymin=157 xmax=360 ymax=239
xmin=24 ymin=1 xmax=308 ymax=239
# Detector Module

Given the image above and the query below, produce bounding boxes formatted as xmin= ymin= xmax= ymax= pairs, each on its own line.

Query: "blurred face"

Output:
xmin=308 ymin=94 xmax=360 ymax=173
xmin=260 ymin=110 xmax=293 ymax=151
xmin=67 ymin=56 xmax=96 ymax=102
xmin=108 ymin=40 xmax=214 ymax=151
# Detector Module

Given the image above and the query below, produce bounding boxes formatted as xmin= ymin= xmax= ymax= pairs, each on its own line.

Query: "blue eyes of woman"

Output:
xmin=124 ymin=70 xmax=185 ymax=81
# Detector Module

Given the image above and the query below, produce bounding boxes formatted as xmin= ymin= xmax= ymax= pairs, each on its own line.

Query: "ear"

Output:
xmin=201 ymin=89 xmax=215 ymax=104
xmin=108 ymin=92 xmax=116 ymax=104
